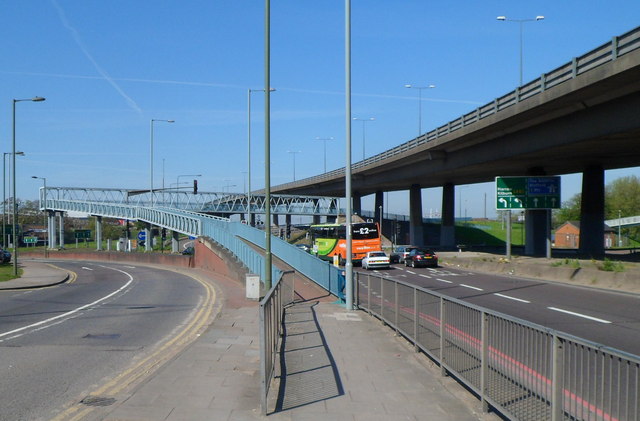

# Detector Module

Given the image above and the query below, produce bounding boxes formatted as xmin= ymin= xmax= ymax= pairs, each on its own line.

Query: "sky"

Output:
xmin=1 ymin=1 xmax=639 ymax=220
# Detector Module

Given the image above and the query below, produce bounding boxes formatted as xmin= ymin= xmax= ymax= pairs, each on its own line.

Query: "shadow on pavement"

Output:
xmin=274 ymin=301 xmax=344 ymax=412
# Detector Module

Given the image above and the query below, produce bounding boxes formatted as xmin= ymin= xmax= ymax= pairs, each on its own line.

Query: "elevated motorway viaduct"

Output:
xmin=271 ymin=27 xmax=640 ymax=257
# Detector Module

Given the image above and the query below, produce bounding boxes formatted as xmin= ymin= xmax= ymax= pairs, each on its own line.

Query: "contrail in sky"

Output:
xmin=51 ymin=0 xmax=142 ymax=113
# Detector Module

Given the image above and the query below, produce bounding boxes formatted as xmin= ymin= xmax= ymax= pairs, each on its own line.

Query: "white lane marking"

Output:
xmin=436 ymin=278 xmax=453 ymax=284
xmin=494 ymin=293 xmax=530 ymax=304
xmin=82 ymin=267 xmax=93 ymax=271
xmin=123 ymin=265 xmax=136 ymax=269
xmin=406 ymin=270 xmax=416 ymax=275
xmin=547 ymin=307 xmax=612 ymax=324
xmin=460 ymin=284 xmax=483 ymax=291
xmin=0 ymin=268 xmax=134 ymax=339
xmin=419 ymin=274 xmax=431 ymax=279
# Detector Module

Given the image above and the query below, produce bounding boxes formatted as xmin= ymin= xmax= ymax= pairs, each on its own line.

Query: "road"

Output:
xmin=357 ymin=263 xmax=640 ymax=355
xmin=0 ymin=261 xmax=208 ymax=421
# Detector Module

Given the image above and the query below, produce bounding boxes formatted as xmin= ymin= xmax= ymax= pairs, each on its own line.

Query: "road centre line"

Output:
xmin=419 ymin=274 xmax=431 ymax=278
xmin=460 ymin=284 xmax=483 ymax=291
xmin=0 ymin=269 xmax=134 ymax=339
xmin=494 ymin=293 xmax=531 ymax=303
xmin=547 ymin=307 xmax=612 ymax=324
xmin=436 ymin=279 xmax=453 ymax=283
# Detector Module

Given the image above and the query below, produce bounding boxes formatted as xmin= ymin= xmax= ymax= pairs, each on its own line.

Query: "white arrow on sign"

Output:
xmin=498 ymin=198 xmax=508 ymax=207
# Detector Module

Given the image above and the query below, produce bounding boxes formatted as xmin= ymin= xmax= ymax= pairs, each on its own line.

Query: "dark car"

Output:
xmin=404 ymin=248 xmax=438 ymax=268
xmin=181 ymin=246 xmax=194 ymax=255
xmin=0 ymin=249 xmax=11 ymax=263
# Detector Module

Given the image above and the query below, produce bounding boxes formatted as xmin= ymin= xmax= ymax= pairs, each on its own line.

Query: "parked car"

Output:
xmin=0 ymin=249 xmax=10 ymax=263
xmin=404 ymin=248 xmax=438 ymax=268
xmin=181 ymin=246 xmax=194 ymax=255
xmin=362 ymin=251 xmax=390 ymax=270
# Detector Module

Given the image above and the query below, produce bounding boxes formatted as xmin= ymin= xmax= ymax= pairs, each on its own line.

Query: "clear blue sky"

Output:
xmin=2 ymin=1 xmax=639 ymax=219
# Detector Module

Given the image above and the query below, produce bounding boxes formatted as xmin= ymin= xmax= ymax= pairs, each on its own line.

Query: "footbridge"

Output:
xmin=37 ymin=186 xmax=346 ymax=299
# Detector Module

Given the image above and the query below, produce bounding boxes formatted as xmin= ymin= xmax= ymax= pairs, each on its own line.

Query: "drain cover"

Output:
xmin=80 ymin=396 xmax=116 ymax=407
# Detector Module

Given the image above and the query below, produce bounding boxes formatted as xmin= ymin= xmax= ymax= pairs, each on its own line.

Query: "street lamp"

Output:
xmin=150 ymin=119 xmax=174 ymax=207
xmin=315 ymin=137 xmax=334 ymax=173
xmin=287 ymin=150 xmax=301 ymax=181
xmin=353 ymin=117 xmax=375 ymax=161
xmin=13 ymin=96 xmax=45 ymax=276
xmin=404 ymin=84 xmax=435 ymax=136
xmin=3 ymin=151 xmax=24 ymax=249
xmin=31 ymin=176 xmax=47 ymax=250
xmin=496 ymin=15 xmax=545 ymax=86
xmin=248 ymin=88 xmax=275 ymax=224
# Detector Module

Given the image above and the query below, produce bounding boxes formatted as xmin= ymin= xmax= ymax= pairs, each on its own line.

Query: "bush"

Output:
xmin=599 ymin=258 xmax=625 ymax=272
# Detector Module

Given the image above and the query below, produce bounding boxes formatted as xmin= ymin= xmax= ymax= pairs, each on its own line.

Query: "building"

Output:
xmin=554 ymin=221 xmax=616 ymax=248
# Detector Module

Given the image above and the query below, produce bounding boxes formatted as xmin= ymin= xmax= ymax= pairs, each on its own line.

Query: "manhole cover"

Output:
xmin=80 ymin=396 xmax=116 ymax=407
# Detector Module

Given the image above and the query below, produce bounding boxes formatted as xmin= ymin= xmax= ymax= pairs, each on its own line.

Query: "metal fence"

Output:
xmin=259 ymin=270 xmax=295 ymax=415
xmin=355 ymin=272 xmax=640 ymax=421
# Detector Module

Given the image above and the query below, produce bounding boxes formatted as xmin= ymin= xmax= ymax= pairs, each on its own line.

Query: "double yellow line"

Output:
xmin=51 ymin=270 xmax=217 ymax=421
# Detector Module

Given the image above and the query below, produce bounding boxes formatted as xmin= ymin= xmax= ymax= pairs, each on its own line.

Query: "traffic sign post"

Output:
xmin=495 ymin=176 xmax=560 ymax=260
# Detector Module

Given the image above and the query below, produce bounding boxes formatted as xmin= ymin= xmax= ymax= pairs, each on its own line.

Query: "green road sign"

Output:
xmin=496 ymin=176 xmax=560 ymax=210
xmin=74 ymin=229 xmax=92 ymax=239
xmin=23 ymin=237 xmax=38 ymax=244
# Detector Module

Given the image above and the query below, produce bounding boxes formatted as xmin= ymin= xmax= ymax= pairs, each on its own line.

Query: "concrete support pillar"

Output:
xmin=145 ymin=223 xmax=152 ymax=252
xmin=353 ymin=191 xmax=362 ymax=218
xmin=409 ymin=184 xmax=424 ymax=246
xmin=524 ymin=210 xmax=548 ymax=256
xmin=58 ymin=212 xmax=65 ymax=249
xmin=272 ymin=213 xmax=279 ymax=227
xmin=312 ymin=214 xmax=321 ymax=225
xmin=374 ymin=190 xmax=383 ymax=233
xmin=579 ymin=165 xmax=605 ymax=258
xmin=48 ymin=210 xmax=56 ymax=249
xmin=250 ymin=213 xmax=256 ymax=227
xmin=172 ymin=231 xmax=179 ymax=253
xmin=440 ymin=183 xmax=456 ymax=248
xmin=95 ymin=216 xmax=103 ymax=251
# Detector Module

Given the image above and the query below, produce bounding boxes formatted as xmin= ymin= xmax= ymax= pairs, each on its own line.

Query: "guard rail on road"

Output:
xmin=355 ymin=271 xmax=639 ymax=421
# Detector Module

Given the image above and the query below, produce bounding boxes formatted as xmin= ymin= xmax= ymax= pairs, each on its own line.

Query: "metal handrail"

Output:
xmin=355 ymin=271 xmax=640 ymax=420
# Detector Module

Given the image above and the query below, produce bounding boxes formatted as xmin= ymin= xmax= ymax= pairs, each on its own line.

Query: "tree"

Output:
xmin=554 ymin=175 xmax=640 ymax=243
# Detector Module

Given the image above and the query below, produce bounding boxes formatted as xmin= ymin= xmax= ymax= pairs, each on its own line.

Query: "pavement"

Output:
xmin=2 ymin=260 xmax=493 ymax=421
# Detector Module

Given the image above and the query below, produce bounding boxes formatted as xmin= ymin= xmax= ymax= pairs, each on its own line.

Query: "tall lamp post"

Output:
xmin=12 ymin=96 xmax=45 ymax=276
xmin=248 ymin=87 xmax=275 ymax=227
xmin=287 ymin=150 xmax=301 ymax=181
xmin=314 ymin=137 xmax=334 ymax=173
xmin=31 ymin=176 xmax=47 ymax=251
xmin=3 ymin=151 xmax=24 ymax=249
xmin=496 ymin=15 xmax=545 ymax=86
xmin=404 ymin=84 xmax=435 ymax=136
xmin=352 ymin=117 xmax=374 ymax=161
xmin=150 ymin=119 xmax=174 ymax=207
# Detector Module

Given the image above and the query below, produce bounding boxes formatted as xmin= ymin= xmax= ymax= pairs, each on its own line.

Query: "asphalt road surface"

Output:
xmin=357 ymin=263 xmax=640 ymax=355
xmin=0 ymin=261 xmax=207 ymax=421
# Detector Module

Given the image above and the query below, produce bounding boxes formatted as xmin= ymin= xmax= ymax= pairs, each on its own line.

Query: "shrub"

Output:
xmin=599 ymin=258 xmax=625 ymax=272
